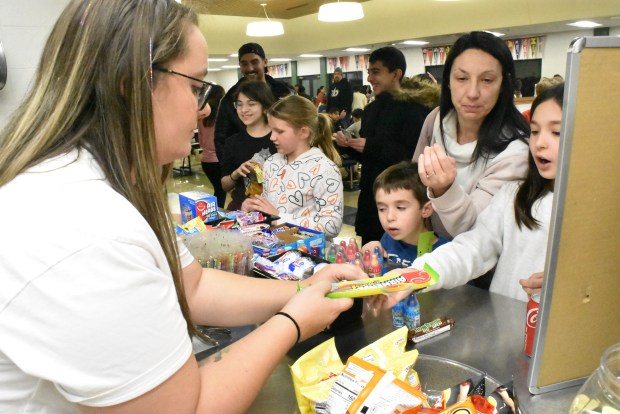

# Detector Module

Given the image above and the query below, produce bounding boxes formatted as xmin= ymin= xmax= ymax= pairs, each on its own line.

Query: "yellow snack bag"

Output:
xmin=385 ymin=349 xmax=420 ymax=383
xmin=353 ymin=326 xmax=409 ymax=368
xmin=290 ymin=337 xmax=345 ymax=414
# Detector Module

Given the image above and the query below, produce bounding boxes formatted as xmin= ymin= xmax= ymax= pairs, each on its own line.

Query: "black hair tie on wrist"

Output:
xmin=275 ymin=311 xmax=301 ymax=345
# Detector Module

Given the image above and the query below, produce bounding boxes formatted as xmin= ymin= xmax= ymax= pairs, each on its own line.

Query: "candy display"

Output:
xmin=253 ymin=250 xmax=326 ymax=280
xmin=326 ymin=268 xmax=433 ymax=299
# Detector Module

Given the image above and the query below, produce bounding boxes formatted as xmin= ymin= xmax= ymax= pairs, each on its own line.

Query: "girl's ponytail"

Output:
xmin=315 ymin=114 xmax=342 ymax=166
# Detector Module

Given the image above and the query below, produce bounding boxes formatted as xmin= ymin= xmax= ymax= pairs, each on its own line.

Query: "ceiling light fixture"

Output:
xmin=246 ymin=3 xmax=284 ymax=37
xmin=567 ymin=20 xmax=602 ymax=28
xmin=300 ymin=54 xmax=324 ymax=58
xmin=345 ymin=47 xmax=370 ymax=52
xmin=318 ymin=1 xmax=364 ymax=22
xmin=270 ymin=58 xmax=292 ymax=62
xmin=401 ymin=40 xmax=429 ymax=46
xmin=484 ymin=30 xmax=505 ymax=37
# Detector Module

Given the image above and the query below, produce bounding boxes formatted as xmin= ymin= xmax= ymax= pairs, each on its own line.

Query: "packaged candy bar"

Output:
xmin=408 ymin=318 xmax=454 ymax=344
xmin=326 ymin=268 xmax=433 ymax=299
xmin=287 ymin=257 xmax=316 ymax=279
xmin=273 ymin=250 xmax=301 ymax=270
xmin=254 ymin=256 xmax=278 ymax=274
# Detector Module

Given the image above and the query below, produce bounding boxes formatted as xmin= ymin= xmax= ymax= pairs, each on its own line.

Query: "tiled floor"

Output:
xmin=166 ymin=153 xmax=361 ymax=246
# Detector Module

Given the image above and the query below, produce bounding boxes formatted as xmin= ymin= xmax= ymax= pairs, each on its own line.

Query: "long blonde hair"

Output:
xmin=266 ymin=95 xmax=342 ymax=166
xmin=0 ymin=0 xmax=198 ymax=337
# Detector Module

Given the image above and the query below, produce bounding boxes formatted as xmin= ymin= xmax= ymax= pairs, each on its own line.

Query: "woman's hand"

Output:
xmin=241 ymin=195 xmax=278 ymax=215
xmin=418 ymin=144 xmax=457 ymax=198
xmin=519 ymin=272 xmax=543 ymax=297
xmin=281 ymin=264 xmax=367 ymax=340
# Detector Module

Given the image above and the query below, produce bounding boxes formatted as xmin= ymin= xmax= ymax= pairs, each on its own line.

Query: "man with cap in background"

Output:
xmin=327 ymin=67 xmax=353 ymax=126
xmin=214 ymin=42 xmax=292 ymax=160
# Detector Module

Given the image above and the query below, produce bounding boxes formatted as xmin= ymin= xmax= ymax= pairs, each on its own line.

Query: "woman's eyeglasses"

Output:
xmin=152 ymin=65 xmax=215 ymax=110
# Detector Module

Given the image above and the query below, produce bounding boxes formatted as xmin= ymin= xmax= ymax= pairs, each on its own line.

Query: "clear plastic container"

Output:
xmin=569 ymin=342 xmax=620 ymax=413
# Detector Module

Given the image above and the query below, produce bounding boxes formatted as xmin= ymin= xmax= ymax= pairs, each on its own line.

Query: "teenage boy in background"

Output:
xmin=214 ymin=42 xmax=292 ymax=160
xmin=363 ymin=161 xmax=448 ymax=267
xmin=335 ymin=46 xmax=431 ymax=244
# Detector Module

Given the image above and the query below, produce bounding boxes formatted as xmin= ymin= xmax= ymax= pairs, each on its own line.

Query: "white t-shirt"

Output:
xmin=0 ymin=149 xmax=194 ymax=412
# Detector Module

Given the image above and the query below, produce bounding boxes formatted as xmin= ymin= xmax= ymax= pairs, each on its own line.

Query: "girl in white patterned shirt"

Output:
xmin=242 ymin=95 xmax=344 ymax=238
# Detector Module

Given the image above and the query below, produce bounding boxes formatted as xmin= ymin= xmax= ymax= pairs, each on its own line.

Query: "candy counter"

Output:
xmin=196 ymin=284 xmax=580 ymax=413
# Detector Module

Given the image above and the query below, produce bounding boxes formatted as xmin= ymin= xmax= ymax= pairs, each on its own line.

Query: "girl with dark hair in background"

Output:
xmin=414 ymin=31 xmax=531 ymax=239
xmin=220 ymin=80 xmax=277 ymax=210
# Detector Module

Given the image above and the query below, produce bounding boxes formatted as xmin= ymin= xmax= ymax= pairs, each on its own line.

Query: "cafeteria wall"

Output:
xmin=207 ymin=28 xmax=620 ymax=93
xmin=0 ymin=0 xmax=619 ymax=128
xmin=0 ymin=0 xmax=70 ymax=130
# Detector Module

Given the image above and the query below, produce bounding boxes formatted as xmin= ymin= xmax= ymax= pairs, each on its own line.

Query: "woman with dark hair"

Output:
xmin=197 ymin=84 xmax=226 ymax=207
xmin=220 ymin=80 xmax=277 ymax=210
xmin=414 ymin=31 xmax=530 ymax=239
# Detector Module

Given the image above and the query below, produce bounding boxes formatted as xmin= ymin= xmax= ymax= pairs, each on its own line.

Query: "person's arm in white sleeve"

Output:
xmin=410 ymin=184 xmax=512 ymax=291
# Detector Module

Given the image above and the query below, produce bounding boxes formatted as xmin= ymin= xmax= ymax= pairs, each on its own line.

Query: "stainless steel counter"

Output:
xmin=197 ymin=284 xmax=579 ymax=413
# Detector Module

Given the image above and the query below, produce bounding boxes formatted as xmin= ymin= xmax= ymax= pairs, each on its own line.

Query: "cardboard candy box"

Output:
xmin=178 ymin=191 xmax=219 ymax=224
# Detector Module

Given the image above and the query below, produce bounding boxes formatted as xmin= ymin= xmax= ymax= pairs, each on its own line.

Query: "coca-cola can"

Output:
xmin=524 ymin=293 xmax=540 ymax=357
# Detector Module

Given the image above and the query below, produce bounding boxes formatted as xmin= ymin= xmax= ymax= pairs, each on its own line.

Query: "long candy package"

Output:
xmin=327 ymin=268 xmax=434 ymax=299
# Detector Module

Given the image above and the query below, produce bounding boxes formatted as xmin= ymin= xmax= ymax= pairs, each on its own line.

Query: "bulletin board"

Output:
xmin=528 ymin=36 xmax=620 ymax=394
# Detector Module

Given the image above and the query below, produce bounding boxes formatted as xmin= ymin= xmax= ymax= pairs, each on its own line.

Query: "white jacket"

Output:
xmin=412 ymin=182 xmax=553 ymax=302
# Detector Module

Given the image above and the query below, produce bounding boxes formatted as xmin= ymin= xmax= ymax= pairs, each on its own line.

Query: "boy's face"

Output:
xmin=328 ymin=111 xmax=340 ymax=121
xmin=376 ymin=188 xmax=431 ymax=245
xmin=367 ymin=61 xmax=400 ymax=96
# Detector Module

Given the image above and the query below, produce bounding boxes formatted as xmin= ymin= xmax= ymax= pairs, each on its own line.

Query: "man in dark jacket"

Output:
xmin=335 ymin=47 xmax=433 ymax=244
xmin=214 ymin=42 xmax=291 ymax=160
xmin=327 ymin=67 xmax=353 ymax=124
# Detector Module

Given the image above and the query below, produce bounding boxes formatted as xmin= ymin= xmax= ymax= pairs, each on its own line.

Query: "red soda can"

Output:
xmin=524 ymin=293 xmax=540 ymax=357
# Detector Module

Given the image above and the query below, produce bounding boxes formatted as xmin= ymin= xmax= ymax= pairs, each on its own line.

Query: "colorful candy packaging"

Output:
xmin=292 ymin=327 xmax=420 ymax=414
xmin=327 ymin=268 xmax=433 ymax=299
xmin=323 ymin=356 xmax=427 ymax=414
